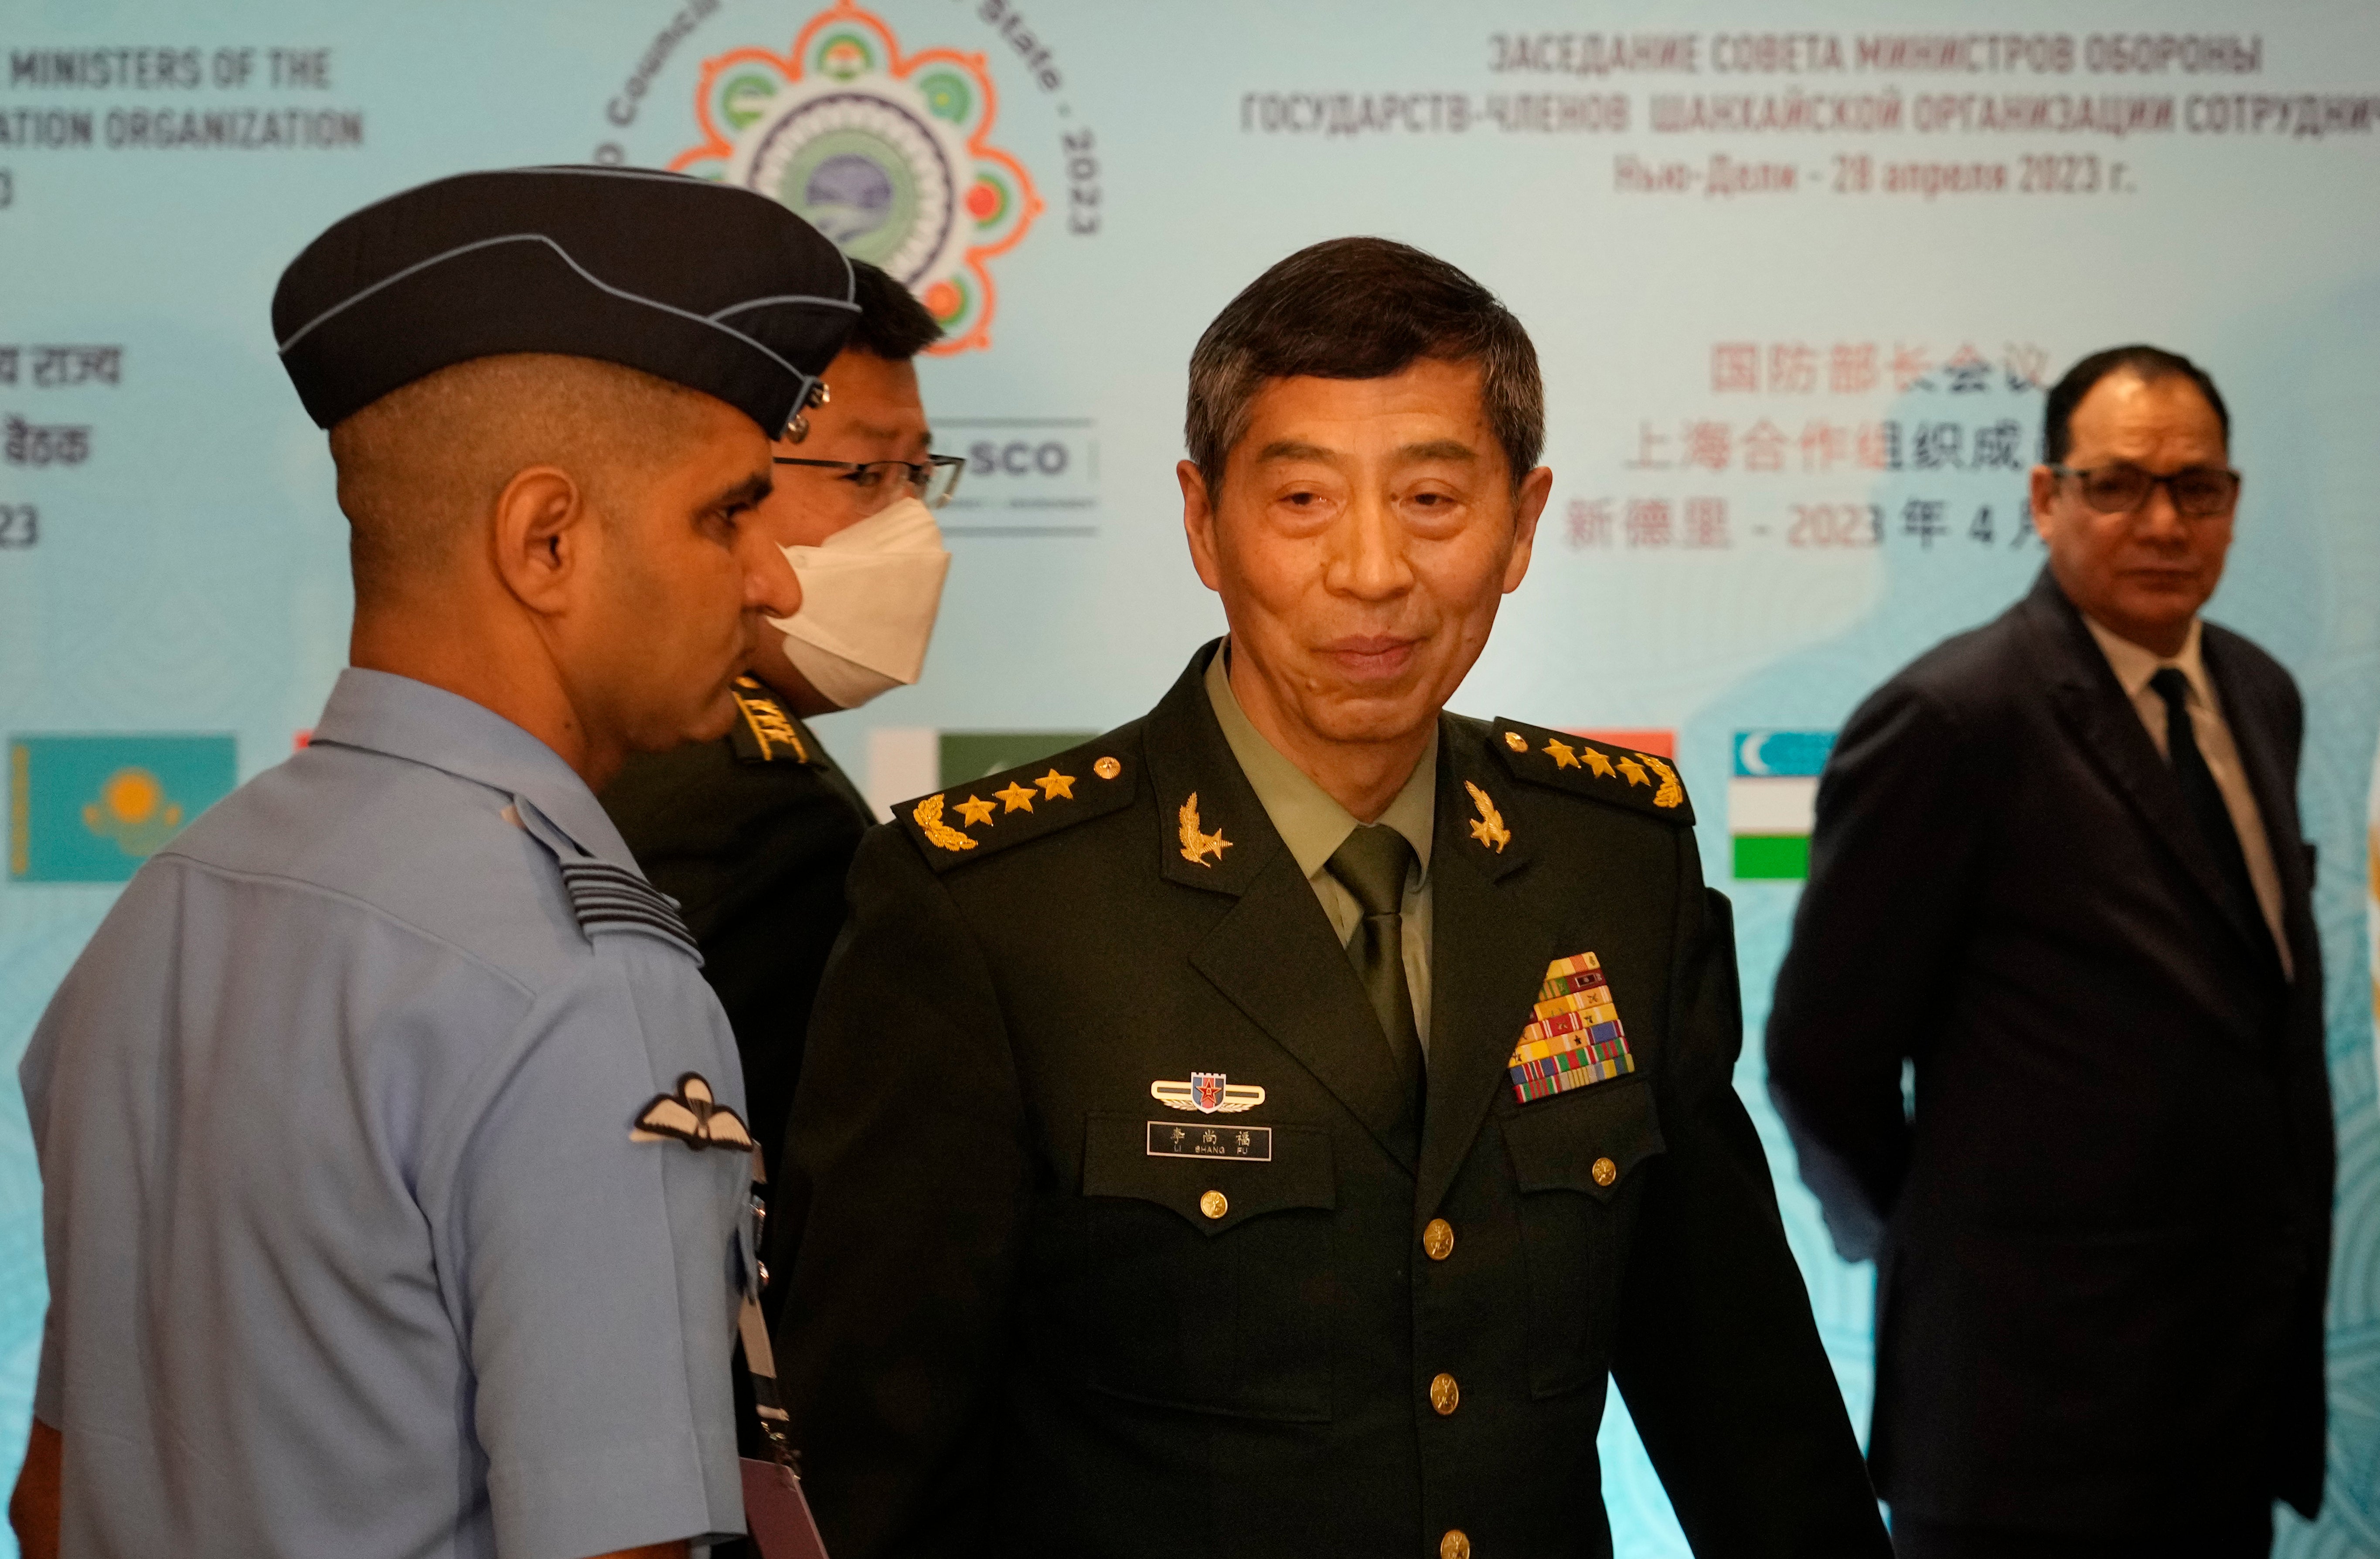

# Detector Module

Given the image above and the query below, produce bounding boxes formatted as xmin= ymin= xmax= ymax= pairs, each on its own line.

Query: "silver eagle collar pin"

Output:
xmin=630 ymin=1072 xmax=756 ymax=1152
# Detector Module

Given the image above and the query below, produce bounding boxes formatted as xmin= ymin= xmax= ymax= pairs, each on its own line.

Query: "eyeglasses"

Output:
xmin=771 ymin=454 xmax=965 ymax=509
xmin=2049 ymin=463 xmax=2241 ymax=519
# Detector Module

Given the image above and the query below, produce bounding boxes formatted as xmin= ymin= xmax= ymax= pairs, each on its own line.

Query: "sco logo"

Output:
xmin=968 ymin=438 xmax=1072 ymax=477
xmin=940 ymin=419 xmax=1096 ymax=521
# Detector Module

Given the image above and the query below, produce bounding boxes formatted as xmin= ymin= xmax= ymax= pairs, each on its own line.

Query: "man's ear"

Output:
xmin=489 ymin=465 xmax=591 ymax=616
xmin=2028 ymin=463 xmax=2058 ymax=545
xmin=1179 ymin=458 xmax=1225 ymax=594
xmin=1503 ymin=464 xmax=1553 ymax=594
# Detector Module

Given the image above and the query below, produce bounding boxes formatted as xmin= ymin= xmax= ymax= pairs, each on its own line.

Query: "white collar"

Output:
xmin=2083 ymin=613 xmax=2215 ymax=712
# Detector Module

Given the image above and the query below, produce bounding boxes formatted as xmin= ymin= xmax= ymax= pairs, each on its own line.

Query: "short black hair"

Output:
xmin=843 ymin=259 xmax=943 ymax=361
xmin=1185 ymin=237 xmax=1544 ymax=487
xmin=2043 ymin=344 xmax=2230 ymax=465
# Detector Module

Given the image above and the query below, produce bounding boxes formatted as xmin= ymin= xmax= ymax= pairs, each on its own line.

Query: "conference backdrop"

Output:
xmin=3 ymin=0 xmax=2379 ymax=1549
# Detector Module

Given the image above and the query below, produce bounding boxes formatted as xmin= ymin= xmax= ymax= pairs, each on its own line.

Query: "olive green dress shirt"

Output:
xmin=1204 ymin=643 xmax=1437 ymax=1047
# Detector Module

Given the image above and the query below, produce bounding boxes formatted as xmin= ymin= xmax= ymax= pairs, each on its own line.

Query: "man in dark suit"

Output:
xmin=777 ymin=237 xmax=1889 ymax=1558
xmin=603 ymin=259 xmax=948 ymax=1205
xmin=1767 ymin=346 xmax=2332 ymax=1559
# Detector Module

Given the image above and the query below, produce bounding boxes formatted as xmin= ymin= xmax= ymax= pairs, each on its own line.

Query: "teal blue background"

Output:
xmin=2 ymin=2 xmax=2377 ymax=1553
xmin=7 ymin=735 xmax=236 ymax=882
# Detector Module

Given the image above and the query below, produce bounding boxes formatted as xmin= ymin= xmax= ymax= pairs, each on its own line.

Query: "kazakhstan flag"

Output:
xmin=7 ymin=734 xmax=237 ymax=883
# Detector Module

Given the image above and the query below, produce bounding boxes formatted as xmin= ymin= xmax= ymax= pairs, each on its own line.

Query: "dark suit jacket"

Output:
xmin=778 ymin=643 xmax=1887 ymax=1559
xmin=1767 ymin=569 xmax=2332 ymax=1531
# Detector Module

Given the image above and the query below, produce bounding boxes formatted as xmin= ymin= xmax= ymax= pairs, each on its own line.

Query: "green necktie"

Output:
xmin=1327 ymin=823 xmax=1425 ymax=1112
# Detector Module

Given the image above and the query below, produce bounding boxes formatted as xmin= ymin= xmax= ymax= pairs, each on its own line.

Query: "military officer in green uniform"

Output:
xmin=777 ymin=238 xmax=1889 ymax=1557
xmin=603 ymin=259 xmax=951 ymax=1204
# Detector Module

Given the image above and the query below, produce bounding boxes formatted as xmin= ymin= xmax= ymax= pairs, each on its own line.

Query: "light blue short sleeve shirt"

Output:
xmin=21 ymin=670 xmax=755 ymax=1559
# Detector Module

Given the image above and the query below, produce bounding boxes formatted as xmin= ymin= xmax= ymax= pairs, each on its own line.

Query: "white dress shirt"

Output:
xmin=2083 ymin=614 xmax=2292 ymax=977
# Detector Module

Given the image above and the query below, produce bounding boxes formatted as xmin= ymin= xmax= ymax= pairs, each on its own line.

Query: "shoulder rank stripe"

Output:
xmin=1488 ymin=718 xmax=1696 ymax=826
xmin=727 ymin=676 xmax=810 ymax=765
xmin=558 ymin=861 xmax=700 ymax=958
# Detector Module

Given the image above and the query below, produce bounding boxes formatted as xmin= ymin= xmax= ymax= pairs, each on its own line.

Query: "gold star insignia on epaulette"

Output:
xmin=1036 ymin=769 xmax=1077 ymax=800
xmin=1464 ymin=780 xmax=1511 ymax=853
xmin=1615 ymin=754 xmax=1650 ymax=787
xmin=995 ymin=780 xmax=1038 ymax=813
xmin=1582 ymin=747 xmax=1616 ymax=778
xmin=914 ymin=793 xmax=978 ymax=851
xmin=1542 ymin=738 xmax=1580 ymax=769
xmin=954 ymin=793 xmax=998 ymax=827
xmin=1178 ymin=792 xmax=1230 ymax=866
xmin=1641 ymin=754 xmax=1685 ymax=810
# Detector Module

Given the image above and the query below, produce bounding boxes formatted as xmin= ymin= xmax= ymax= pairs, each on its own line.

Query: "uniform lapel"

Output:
xmin=1416 ymin=723 xmax=1561 ymax=1219
xmin=2023 ymin=572 xmax=2275 ymax=967
xmin=1146 ymin=644 xmax=1423 ymax=1174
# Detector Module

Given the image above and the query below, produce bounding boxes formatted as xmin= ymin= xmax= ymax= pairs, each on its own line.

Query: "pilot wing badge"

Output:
xmin=630 ymin=1072 xmax=756 ymax=1152
xmin=1152 ymin=1072 xmax=1266 ymax=1113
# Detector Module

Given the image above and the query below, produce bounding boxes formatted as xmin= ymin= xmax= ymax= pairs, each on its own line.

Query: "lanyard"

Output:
xmin=741 ymin=1147 xmax=798 ymax=1472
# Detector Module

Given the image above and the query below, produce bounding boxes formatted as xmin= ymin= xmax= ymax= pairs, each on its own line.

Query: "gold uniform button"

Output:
xmin=1422 ymin=1218 xmax=1455 ymax=1261
xmin=1591 ymin=1156 xmax=1618 ymax=1188
xmin=1429 ymin=1372 xmax=1460 ymax=1416
xmin=1199 ymin=1189 xmax=1228 ymax=1220
xmin=1503 ymin=731 xmax=1527 ymax=752
xmin=1094 ymin=756 xmax=1122 ymax=780
xmin=1440 ymin=1529 xmax=1471 ymax=1559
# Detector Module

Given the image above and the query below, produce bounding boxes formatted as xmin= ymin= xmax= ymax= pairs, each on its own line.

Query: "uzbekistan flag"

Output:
xmin=1729 ymin=730 xmax=1834 ymax=880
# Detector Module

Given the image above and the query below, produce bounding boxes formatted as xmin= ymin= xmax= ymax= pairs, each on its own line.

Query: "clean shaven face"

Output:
xmin=758 ymin=346 xmax=933 ymax=549
xmin=1181 ymin=358 xmax=1551 ymax=754
xmin=567 ymin=396 xmax=798 ymax=752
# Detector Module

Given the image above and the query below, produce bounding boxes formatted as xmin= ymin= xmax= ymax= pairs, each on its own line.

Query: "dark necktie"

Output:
xmin=2149 ymin=667 xmax=2268 ymax=956
xmin=1326 ymin=824 xmax=1426 ymax=1113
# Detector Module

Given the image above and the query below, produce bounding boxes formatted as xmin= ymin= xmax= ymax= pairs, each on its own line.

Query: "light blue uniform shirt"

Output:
xmin=22 ymin=669 xmax=752 ymax=1559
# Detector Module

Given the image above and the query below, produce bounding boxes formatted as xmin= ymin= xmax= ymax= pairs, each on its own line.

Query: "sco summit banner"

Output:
xmin=2 ymin=2 xmax=2379 ymax=1552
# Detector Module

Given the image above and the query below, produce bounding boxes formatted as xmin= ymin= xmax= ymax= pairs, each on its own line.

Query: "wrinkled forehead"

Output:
xmin=1236 ymin=364 xmax=1496 ymax=463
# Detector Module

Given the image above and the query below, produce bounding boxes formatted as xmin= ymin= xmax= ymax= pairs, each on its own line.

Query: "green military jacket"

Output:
xmin=601 ymin=675 xmax=871 ymax=1198
xmin=779 ymin=644 xmax=1886 ymax=1558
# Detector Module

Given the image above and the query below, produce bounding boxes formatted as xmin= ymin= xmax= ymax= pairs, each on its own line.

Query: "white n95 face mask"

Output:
xmin=766 ymin=495 xmax=953 ymax=711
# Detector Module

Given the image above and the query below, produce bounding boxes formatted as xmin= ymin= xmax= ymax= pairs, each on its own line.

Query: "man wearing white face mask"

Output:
xmin=602 ymin=258 xmax=953 ymax=1227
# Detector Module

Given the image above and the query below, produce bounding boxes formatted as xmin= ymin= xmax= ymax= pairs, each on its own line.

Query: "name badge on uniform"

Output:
xmin=1147 ymin=1121 xmax=1273 ymax=1161
xmin=1505 ymin=951 xmax=1635 ymax=1104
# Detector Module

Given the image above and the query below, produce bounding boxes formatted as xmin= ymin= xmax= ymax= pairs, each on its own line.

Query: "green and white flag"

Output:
xmin=1730 ymin=731 xmax=1835 ymax=880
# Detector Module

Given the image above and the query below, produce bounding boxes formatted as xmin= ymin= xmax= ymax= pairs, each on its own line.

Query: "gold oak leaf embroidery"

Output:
xmin=1641 ymin=755 xmax=1685 ymax=810
xmin=915 ymin=793 xmax=979 ymax=851
xmin=1178 ymin=792 xmax=1230 ymax=866
xmin=1464 ymin=780 xmax=1511 ymax=853
xmin=953 ymin=794 xmax=998 ymax=827
xmin=1615 ymin=754 xmax=1650 ymax=788
xmin=1036 ymin=769 xmax=1077 ymax=800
